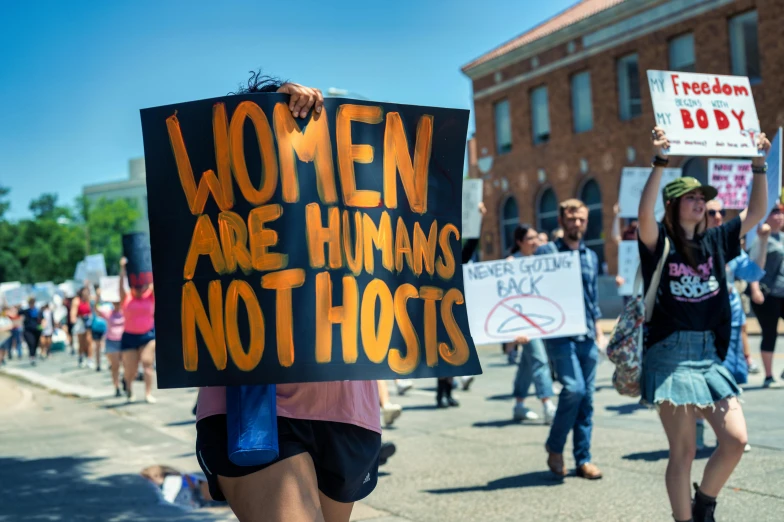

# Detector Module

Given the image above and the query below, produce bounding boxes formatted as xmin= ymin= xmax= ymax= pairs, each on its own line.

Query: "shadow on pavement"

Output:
xmin=484 ymin=394 xmax=515 ymax=402
xmin=425 ymin=470 xmax=562 ymax=494
xmin=472 ymin=419 xmax=523 ymax=428
xmin=165 ymin=419 xmax=196 ymax=427
xmin=622 ymin=447 xmax=713 ymax=462
xmin=0 ymin=455 xmax=226 ymax=521
xmin=605 ymin=403 xmax=647 ymax=415
xmin=402 ymin=404 xmax=440 ymax=411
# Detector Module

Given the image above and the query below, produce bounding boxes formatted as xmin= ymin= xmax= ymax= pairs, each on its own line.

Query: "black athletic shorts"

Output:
xmin=195 ymin=414 xmax=381 ymax=503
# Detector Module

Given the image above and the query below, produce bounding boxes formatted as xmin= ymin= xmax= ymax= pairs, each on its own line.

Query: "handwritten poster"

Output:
xmin=462 ymin=178 xmax=484 ymax=239
xmin=462 ymin=252 xmax=587 ymax=345
xmin=747 ymin=128 xmax=784 ymax=249
xmin=617 ymin=241 xmax=640 ymax=297
xmin=648 ymin=70 xmax=761 ymax=157
xmin=709 ymin=159 xmax=752 ymax=209
xmin=99 ymin=276 xmax=122 ymax=303
xmin=141 ymin=93 xmax=481 ymax=388
xmin=619 ymin=167 xmax=681 ymax=220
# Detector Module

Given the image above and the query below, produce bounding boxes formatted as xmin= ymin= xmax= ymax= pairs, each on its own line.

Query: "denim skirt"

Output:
xmin=641 ymin=331 xmax=741 ymax=408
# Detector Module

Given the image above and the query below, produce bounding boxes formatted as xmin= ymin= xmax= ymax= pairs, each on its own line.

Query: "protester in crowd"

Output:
xmin=119 ymin=257 xmax=156 ymax=403
xmin=378 ymin=381 xmax=403 ymax=427
xmin=70 ymin=287 xmax=94 ymax=368
xmin=747 ymin=202 xmax=784 ymax=388
xmin=549 ymin=227 xmax=564 ymax=241
xmin=4 ymin=306 xmax=22 ymax=360
xmin=639 ymin=127 xmax=768 ymax=522
xmin=20 ymin=297 xmax=42 ymax=366
xmin=694 ymin=198 xmax=769 ymax=453
xmin=0 ymin=306 xmax=13 ymax=366
xmin=39 ymin=303 xmax=54 ymax=359
xmin=96 ymin=293 xmax=126 ymax=397
xmin=507 ymin=224 xmax=556 ymax=424
xmin=90 ymin=290 xmax=108 ymax=372
xmin=62 ymin=295 xmax=75 ymax=354
xmin=537 ymin=199 xmax=604 ymax=480
xmin=195 ymin=75 xmax=381 ymax=522
xmin=537 ymin=232 xmax=549 ymax=246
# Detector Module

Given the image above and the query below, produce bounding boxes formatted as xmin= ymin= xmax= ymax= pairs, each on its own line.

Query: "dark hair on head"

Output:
xmin=509 ymin=223 xmax=536 ymax=255
xmin=663 ymin=195 xmax=707 ymax=270
xmin=230 ymin=69 xmax=286 ymax=95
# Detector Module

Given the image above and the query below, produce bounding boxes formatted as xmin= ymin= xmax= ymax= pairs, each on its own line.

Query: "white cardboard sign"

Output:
xmin=463 ymin=251 xmax=587 ymax=345
xmin=617 ymin=241 xmax=640 ymax=297
xmin=746 ymin=128 xmax=783 ymax=249
xmin=84 ymin=254 xmax=107 ymax=285
xmin=462 ymin=179 xmax=484 ymax=239
xmin=99 ymin=276 xmax=122 ymax=303
xmin=648 ymin=70 xmax=761 ymax=157
xmin=619 ymin=167 xmax=681 ymax=220
xmin=709 ymin=159 xmax=752 ymax=209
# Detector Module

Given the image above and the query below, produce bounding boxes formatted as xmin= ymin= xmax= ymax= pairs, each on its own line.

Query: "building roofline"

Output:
xmin=83 ymin=178 xmax=146 ymax=194
xmin=462 ymin=0 xmax=665 ymax=80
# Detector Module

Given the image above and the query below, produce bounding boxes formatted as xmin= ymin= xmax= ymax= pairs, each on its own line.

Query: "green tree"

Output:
xmin=81 ymin=197 xmax=141 ymax=275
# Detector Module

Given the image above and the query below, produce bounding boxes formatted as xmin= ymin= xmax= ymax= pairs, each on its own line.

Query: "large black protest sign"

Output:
xmin=141 ymin=93 xmax=481 ymax=388
xmin=122 ymin=233 xmax=153 ymax=288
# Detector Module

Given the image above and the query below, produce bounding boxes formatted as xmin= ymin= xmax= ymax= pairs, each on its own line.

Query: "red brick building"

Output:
xmin=462 ymin=0 xmax=784 ymax=275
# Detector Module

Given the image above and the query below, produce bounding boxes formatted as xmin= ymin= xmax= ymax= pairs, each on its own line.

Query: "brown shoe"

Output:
xmin=576 ymin=462 xmax=603 ymax=480
xmin=545 ymin=445 xmax=567 ymax=477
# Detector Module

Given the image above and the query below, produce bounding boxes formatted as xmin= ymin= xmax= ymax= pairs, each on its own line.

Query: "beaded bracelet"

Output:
xmin=752 ymin=163 xmax=768 ymax=175
xmin=651 ymin=155 xmax=670 ymax=167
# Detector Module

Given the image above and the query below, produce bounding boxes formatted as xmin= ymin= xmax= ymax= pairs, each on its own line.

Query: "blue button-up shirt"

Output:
xmin=535 ymin=238 xmax=601 ymax=339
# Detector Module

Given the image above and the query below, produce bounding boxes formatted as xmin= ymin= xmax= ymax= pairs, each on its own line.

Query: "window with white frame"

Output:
xmin=530 ymin=86 xmax=550 ymax=144
xmin=571 ymin=71 xmax=593 ymax=133
xmin=729 ymin=11 xmax=761 ymax=82
xmin=617 ymin=53 xmax=641 ymax=121
xmin=494 ymin=99 xmax=512 ymax=154
xmin=669 ymin=33 xmax=696 ymax=72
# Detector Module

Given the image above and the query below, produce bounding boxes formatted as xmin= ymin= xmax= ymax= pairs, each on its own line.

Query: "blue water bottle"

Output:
xmin=226 ymin=384 xmax=278 ymax=466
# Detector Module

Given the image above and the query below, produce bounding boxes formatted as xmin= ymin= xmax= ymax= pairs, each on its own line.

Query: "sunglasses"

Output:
xmin=708 ymin=209 xmax=726 ymax=217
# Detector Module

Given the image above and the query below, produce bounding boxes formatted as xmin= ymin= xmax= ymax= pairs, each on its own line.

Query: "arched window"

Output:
xmin=580 ymin=179 xmax=604 ymax=270
xmin=682 ymin=157 xmax=708 ymax=185
xmin=500 ymin=196 xmax=519 ymax=254
xmin=537 ymin=188 xmax=559 ymax=240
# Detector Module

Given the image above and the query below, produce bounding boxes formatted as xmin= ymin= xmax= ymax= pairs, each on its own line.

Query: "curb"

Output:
xmin=0 ymin=367 xmax=107 ymax=399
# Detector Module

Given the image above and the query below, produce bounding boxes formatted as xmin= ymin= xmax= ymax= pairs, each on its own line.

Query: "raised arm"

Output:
xmin=739 ymin=133 xmax=771 ymax=237
xmin=638 ymin=127 xmax=670 ymax=253
xmin=753 ymin=223 xmax=771 ymax=269
xmin=612 ymin=203 xmax=621 ymax=245
xmin=119 ymin=257 xmax=128 ymax=304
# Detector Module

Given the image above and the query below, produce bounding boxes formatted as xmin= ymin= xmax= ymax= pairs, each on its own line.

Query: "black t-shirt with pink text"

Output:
xmin=639 ymin=217 xmax=741 ymax=360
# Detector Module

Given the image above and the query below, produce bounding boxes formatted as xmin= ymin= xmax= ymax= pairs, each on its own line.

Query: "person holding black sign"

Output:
xmin=193 ymin=75 xmax=381 ymax=522
xmin=119 ymin=257 xmax=156 ymax=403
xmin=639 ymin=127 xmax=769 ymax=522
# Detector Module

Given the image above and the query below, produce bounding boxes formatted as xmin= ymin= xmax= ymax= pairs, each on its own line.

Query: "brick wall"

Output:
xmin=470 ymin=0 xmax=784 ymax=272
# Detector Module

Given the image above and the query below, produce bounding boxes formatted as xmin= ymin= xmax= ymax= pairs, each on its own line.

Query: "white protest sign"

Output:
xmin=617 ymin=241 xmax=640 ymax=296
xmin=0 ymin=282 xmax=21 ymax=305
xmin=84 ymin=254 xmax=107 ymax=285
xmin=74 ymin=260 xmax=87 ymax=283
xmin=463 ymin=251 xmax=587 ymax=345
xmin=99 ymin=276 xmax=122 ymax=303
xmin=2 ymin=286 xmax=28 ymax=307
xmin=32 ymin=282 xmax=56 ymax=304
xmin=648 ymin=70 xmax=761 ymax=157
xmin=462 ymin=179 xmax=484 ymax=239
xmin=619 ymin=167 xmax=681 ymax=220
xmin=57 ymin=281 xmax=77 ymax=298
xmin=709 ymin=159 xmax=752 ymax=209
xmin=747 ymin=128 xmax=783 ymax=249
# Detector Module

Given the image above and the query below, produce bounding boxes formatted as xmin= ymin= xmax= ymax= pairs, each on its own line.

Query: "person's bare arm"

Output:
xmin=739 ymin=133 xmax=771 ymax=236
xmin=638 ymin=127 xmax=670 ymax=253
xmin=753 ymin=223 xmax=771 ymax=269
xmin=119 ymin=257 xmax=128 ymax=304
xmin=69 ymin=298 xmax=79 ymax=324
xmin=612 ymin=203 xmax=622 ymax=245
xmin=750 ymin=281 xmax=765 ymax=305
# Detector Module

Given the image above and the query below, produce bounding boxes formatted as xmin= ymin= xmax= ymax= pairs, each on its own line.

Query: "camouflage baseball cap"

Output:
xmin=662 ymin=176 xmax=718 ymax=204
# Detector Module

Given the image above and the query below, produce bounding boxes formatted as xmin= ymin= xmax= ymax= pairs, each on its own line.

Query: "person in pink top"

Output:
xmin=119 ymin=256 xmax=156 ymax=403
xmin=194 ymin=75 xmax=381 ymax=522
xmin=96 ymin=289 xmax=126 ymax=398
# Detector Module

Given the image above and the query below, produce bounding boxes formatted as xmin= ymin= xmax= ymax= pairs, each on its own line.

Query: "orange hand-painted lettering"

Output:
xmin=181 ymin=280 xmax=226 ymax=371
xmin=183 ymin=215 xmax=228 ymax=280
xmin=225 ymin=280 xmax=265 ymax=371
xmin=389 ymin=284 xmax=420 ymax=374
xmin=306 ymin=204 xmax=342 ymax=270
xmin=261 ymin=269 xmax=305 ymax=367
xmin=360 ymin=279 xmax=394 ymax=363
xmin=383 ymin=112 xmax=433 ymax=214
xmin=336 ymin=104 xmax=383 ymax=207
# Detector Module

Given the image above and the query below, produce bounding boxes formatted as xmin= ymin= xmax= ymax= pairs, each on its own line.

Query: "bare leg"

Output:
xmin=122 ymin=349 xmax=140 ymax=399
xmin=699 ymin=397 xmax=748 ymax=497
xmin=319 ymin=492 xmax=354 ymax=522
xmin=139 ymin=340 xmax=156 ymax=399
xmin=95 ymin=338 xmax=104 ymax=370
xmin=218 ymin=452 xmax=325 ymax=522
xmin=78 ymin=333 xmax=88 ymax=359
xmin=377 ymin=380 xmax=390 ymax=406
xmin=107 ymin=352 xmax=121 ymax=390
xmin=761 ymin=351 xmax=774 ymax=378
xmin=658 ymin=402 xmax=698 ymax=521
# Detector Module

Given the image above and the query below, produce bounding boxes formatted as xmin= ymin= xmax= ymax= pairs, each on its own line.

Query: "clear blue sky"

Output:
xmin=0 ymin=0 xmax=574 ymax=220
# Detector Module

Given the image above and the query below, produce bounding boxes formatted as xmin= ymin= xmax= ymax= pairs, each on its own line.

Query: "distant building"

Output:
xmin=462 ymin=0 xmax=784 ymax=273
xmin=83 ymin=158 xmax=148 ymax=232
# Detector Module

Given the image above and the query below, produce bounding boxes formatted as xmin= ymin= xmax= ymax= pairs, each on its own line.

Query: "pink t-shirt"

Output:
xmin=98 ymin=309 xmax=125 ymax=342
xmin=122 ymin=290 xmax=154 ymax=334
xmin=196 ymin=382 xmax=381 ymax=434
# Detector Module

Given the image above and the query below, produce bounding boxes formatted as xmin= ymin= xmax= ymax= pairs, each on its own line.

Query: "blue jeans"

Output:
xmin=545 ymin=337 xmax=598 ymax=467
xmin=512 ymin=339 xmax=553 ymax=401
